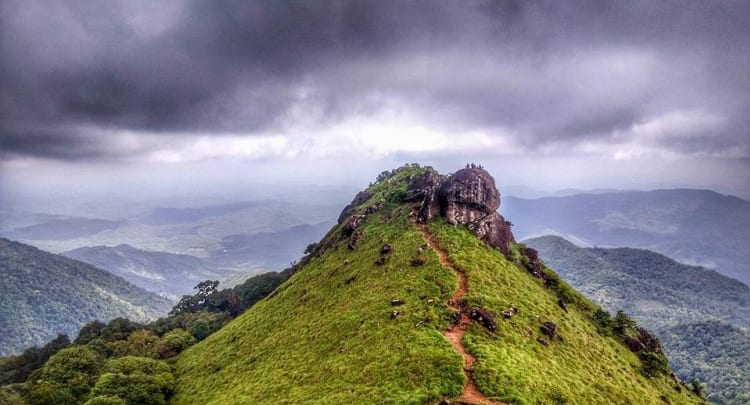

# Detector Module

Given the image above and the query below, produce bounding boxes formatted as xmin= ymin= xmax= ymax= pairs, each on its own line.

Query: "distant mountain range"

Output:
xmin=62 ymin=244 xmax=241 ymax=301
xmin=526 ymin=235 xmax=750 ymax=404
xmin=0 ymin=200 xmax=340 ymax=272
xmin=0 ymin=238 xmax=171 ymax=355
xmin=504 ymin=189 xmax=750 ymax=284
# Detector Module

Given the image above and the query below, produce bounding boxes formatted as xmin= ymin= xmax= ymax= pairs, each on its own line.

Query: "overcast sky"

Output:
xmin=1 ymin=0 xmax=749 ymax=207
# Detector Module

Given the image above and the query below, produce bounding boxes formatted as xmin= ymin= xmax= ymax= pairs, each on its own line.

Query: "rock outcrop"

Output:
xmin=406 ymin=167 xmax=514 ymax=255
xmin=337 ymin=166 xmax=514 ymax=255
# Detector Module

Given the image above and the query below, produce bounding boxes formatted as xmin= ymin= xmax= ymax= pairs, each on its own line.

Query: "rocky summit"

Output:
xmin=405 ymin=166 xmax=514 ymax=255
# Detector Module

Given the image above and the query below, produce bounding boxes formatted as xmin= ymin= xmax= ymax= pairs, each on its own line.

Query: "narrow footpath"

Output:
xmin=417 ymin=224 xmax=503 ymax=405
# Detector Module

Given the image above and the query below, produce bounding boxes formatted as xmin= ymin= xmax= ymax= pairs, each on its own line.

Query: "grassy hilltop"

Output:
xmin=172 ymin=165 xmax=703 ymax=405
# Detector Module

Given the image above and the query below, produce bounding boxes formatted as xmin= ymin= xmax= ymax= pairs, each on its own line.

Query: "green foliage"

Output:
xmin=76 ymin=321 xmax=107 ymax=345
xmin=84 ymin=395 xmax=127 ymax=405
xmin=691 ymin=379 xmax=705 ymax=398
xmin=89 ymin=356 xmax=174 ymax=405
xmin=170 ymin=280 xmax=219 ymax=315
xmin=613 ymin=310 xmax=636 ymax=336
xmin=639 ymin=352 xmax=669 ymax=377
xmin=154 ymin=329 xmax=196 ymax=359
xmin=108 ymin=330 xmax=159 ymax=358
xmin=593 ymin=308 xmax=613 ymax=332
xmin=0 ymin=333 xmax=70 ymax=385
xmin=189 ymin=320 xmax=210 ymax=341
xmin=661 ymin=321 xmax=750 ymax=404
xmin=0 ymin=238 xmax=171 ymax=356
xmin=0 ymin=386 xmax=26 ymax=405
xmin=27 ymin=345 xmax=104 ymax=404
xmin=304 ymin=242 xmax=318 ymax=255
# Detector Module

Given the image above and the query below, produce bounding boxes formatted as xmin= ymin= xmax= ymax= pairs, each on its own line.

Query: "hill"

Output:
xmin=0 ymin=238 xmax=172 ymax=355
xmin=502 ymin=189 xmax=750 ymax=285
xmin=525 ymin=235 xmax=750 ymax=404
xmin=62 ymin=244 xmax=240 ymax=301
xmin=171 ymin=165 xmax=702 ymax=404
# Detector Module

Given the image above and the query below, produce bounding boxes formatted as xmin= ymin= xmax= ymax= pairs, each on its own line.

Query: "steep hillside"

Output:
xmin=0 ymin=238 xmax=172 ymax=355
xmin=525 ymin=235 xmax=750 ymax=404
xmin=62 ymin=244 xmax=239 ymax=300
xmin=525 ymin=235 xmax=750 ymax=327
xmin=173 ymin=166 xmax=702 ymax=404
xmin=503 ymin=190 xmax=750 ymax=284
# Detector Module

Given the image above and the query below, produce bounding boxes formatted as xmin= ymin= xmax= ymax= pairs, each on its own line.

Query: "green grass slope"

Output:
xmin=431 ymin=223 xmax=700 ymax=404
xmin=173 ymin=166 xmax=703 ymax=405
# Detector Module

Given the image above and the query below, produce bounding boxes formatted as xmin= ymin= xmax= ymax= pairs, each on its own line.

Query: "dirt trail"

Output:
xmin=417 ymin=224 xmax=503 ymax=405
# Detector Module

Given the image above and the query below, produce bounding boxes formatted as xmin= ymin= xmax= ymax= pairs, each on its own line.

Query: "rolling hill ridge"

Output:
xmin=503 ymin=190 xmax=750 ymax=285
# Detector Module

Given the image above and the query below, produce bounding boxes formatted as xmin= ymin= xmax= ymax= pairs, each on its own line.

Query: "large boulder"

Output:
xmin=437 ymin=168 xmax=514 ymax=255
xmin=404 ymin=168 xmax=444 ymax=222
xmin=439 ymin=168 xmax=500 ymax=224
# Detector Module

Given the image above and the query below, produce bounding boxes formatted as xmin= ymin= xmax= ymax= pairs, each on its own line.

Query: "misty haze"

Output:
xmin=1 ymin=1 xmax=749 ymax=404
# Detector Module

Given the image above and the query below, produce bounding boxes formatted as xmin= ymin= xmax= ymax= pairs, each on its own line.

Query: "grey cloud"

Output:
xmin=1 ymin=0 xmax=748 ymax=160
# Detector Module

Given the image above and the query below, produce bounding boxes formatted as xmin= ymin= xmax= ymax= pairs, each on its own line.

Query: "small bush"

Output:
xmin=640 ymin=352 xmax=669 ymax=377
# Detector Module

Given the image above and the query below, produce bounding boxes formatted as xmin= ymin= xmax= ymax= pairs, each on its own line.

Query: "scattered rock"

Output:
xmin=557 ymin=299 xmax=568 ymax=312
xmin=338 ymin=191 xmax=373 ymax=223
xmin=502 ymin=306 xmax=519 ymax=319
xmin=364 ymin=202 xmax=384 ymax=215
xmin=390 ymin=310 xmax=400 ymax=319
xmin=343 ymin=214 xmax=365 ymax=236
xmin=625 ymin=336 xmax=647 ymax=353
xmin=637 ymin=327 xmax=662 ymax=353
xmin=391 ymin=299 xmax=405 ymax=306
xmin=540 ymin=321 xmax=557 ymax=338
xmin=345 ymin=276 xmax=356 ymax=285
xmin=524 ymin=247 xmax=539 ymax=262
xmin=380 ymin=244 xmax=393 ymax=255
xmin=450 ymin=311 xmax=461 ymax=325
xmin=347 ymin=231 xmax=363 ymax=250
xmin=438 ymin=400 xmax=450 ymax=405
xmin=469 ymin=306 xmax=497 ymax=331
xmin=375 ymin=256 xmax=386 ymax=266
xmin=410 ymin=258 xmax=425 ymax=267
xmin=536 ymin=337 xmax=549 ymax=346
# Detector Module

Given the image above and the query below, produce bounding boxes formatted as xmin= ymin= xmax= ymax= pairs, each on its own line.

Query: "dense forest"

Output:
xmin=0 ymin=269 xmax=290 ymax=404
xmin=661 ymin=322 xmax=750 ymax=405
xmin=0 ymin=239 xmax=172 ymax=355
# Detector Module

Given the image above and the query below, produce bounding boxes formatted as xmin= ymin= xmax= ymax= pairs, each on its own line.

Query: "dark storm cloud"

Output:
xmin=1 ymin=0 xmax=748 ymax=160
